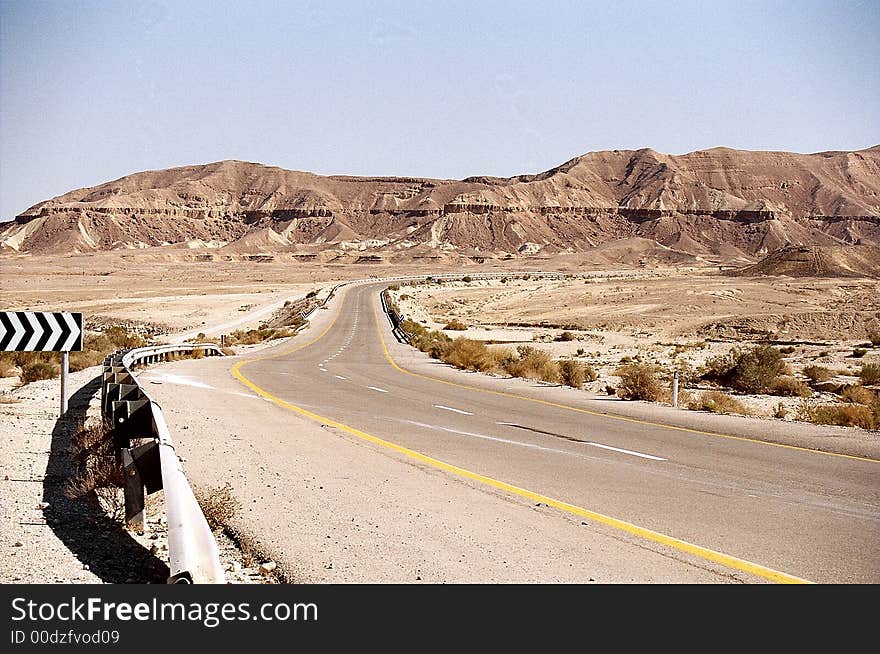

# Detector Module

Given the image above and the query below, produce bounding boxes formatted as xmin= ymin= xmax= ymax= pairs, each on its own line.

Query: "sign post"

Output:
xmin=0 ymin=311 xmax=83 ymax=417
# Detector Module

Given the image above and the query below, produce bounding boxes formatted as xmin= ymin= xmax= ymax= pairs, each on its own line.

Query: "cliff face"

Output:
xmin=2 ymin=146 xmax=879 ymax=258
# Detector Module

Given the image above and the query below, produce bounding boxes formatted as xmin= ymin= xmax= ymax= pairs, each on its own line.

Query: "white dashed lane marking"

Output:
xmin=367 ymin=386 xmax=389 ymax=393
xmin=496 ymin=422 xmax=666 ymax=461
xmin=433 ymin=404 xmax=474 ymax=415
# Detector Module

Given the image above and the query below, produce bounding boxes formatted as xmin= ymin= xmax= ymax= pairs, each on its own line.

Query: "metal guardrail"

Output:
xmin=101 ymin=343 xmax=226 ymax=584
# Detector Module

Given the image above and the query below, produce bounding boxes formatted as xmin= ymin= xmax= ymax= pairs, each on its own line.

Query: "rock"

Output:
xmin=258 ymin=561 xmax=277 ymax=575
xmin=38 ymin=501 xmax=50 ymax=510
xmin=13 ymin=540 xmax=23 ymax=547
xmin=82 ymin=564 xmax=89 ymax=570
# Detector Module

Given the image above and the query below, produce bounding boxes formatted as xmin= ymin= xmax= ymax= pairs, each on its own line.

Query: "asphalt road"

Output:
xmin=229 ymin=282 xmax=879 ymax=583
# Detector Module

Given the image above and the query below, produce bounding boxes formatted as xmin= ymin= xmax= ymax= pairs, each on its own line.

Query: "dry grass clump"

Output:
xmin=195 ymin=483 xmax=241 ymax=532
xmin=860 ymin=362 xmax=880 ymax=385
xmin=802 ymin=365 xmax=833 ymax=383
xmin=557 ymin=360 xmax=586 ymax=388
xmin=227 ymin=327 xmax=296 ymax=345
xmin=442 ymin=338 xmax=499 ymax=373
xmin=505 ymin=346 xmax=559 ymax=383
xmin=615 ymin=363 xmax=664 ymax=401
xmin=797 ymin=403 xmax=876 ymax=429
xmin=798 ymin=381 xmax=880 ymax=429
xmin=688 ymin=391 xmax=751 ymax=415
xmin=769 ymin=376 xmax=812 ymax=397
xmin=840 ymin=385 xmax=877 ymax=405
xmin=64 ymin=423 xmax=125 ymax=521
xmin=443 ymin=319 xmax=468 ymax=331
xmin=20 ymin=360 xmax=60 ymax=384
xmin=0 ymin=358 xmax=19 ymax=378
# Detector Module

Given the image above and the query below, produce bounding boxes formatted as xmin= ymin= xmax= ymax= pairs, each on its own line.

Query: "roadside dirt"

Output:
xmin=393 ymin=274 xmax=880 ymax=424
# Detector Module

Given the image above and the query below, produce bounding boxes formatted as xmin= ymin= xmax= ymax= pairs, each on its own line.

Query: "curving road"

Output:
xmin=218 ymin=281 xmax=880 ymax=583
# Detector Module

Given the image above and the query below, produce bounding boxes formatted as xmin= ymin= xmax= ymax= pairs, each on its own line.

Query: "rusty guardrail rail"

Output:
xmin=101 ymin=342 xmax=225 ymax=584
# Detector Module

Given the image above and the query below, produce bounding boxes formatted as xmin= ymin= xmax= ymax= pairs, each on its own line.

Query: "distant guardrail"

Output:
xmin=101 ymin=343 xmax=225 ymax=584
xmin=377 ymin=272 xmax=567 ymax=343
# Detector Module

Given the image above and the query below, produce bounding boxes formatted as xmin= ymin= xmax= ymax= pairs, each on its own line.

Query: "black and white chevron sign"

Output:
xmin=0 ymin=311 xmax=83 ymax=352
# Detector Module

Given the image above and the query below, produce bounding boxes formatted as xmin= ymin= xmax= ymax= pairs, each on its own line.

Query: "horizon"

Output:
xmin=2 ymin=0 xmax=878 ymax=220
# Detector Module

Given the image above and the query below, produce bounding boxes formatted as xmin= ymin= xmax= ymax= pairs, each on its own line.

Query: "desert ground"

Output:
xmin=3 ymin=254 xmax=878 ymax=421
xmin=389 ymin=270 xmax=880 ymax=422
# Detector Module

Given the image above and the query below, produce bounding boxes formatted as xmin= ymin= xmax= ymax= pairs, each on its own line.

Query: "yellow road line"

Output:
xmin=231 ymin=285 xmax=812 ymax=584
xmin=372 ymin=299 xmax=878 ymax=465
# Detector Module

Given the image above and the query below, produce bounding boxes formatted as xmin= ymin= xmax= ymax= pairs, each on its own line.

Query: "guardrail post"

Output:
xmin=121 ymin=447 xmax=146 ymax=533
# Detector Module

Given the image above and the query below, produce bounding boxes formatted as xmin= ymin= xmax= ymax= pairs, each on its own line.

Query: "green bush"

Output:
xmin=701 ymin=346 xmax=786 ymax=394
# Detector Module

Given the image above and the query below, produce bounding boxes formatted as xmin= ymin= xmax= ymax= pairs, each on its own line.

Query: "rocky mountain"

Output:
xmin=2 ymin=145 xmax=879 ymax=262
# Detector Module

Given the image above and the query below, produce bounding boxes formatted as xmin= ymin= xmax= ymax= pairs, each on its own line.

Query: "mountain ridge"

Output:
xmin=3 ymin=145 xmax=879 ymax=260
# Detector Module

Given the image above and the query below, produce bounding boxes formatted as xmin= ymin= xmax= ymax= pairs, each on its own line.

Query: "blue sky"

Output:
xmin=1 ymin=0 xmax=878 ymax=220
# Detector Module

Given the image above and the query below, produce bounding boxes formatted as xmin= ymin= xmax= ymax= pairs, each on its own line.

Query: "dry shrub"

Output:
xmin=195 ymin=483 xmax=241 ymax=532
xmin=441 ymin=338 xmax=498 ymax=373
xmin=221 ymin=346 xmax=236 ymax=356
xmin=189 ymin=348 xmax=205 ymax=359
xmin=615 ymin=363 xmax=664 ymax=401
xmin=774 ymin=402 xmax=788 ymax=419
xmin=869 ymin=329 xmax=880 ymax=347
xmin=802 ymin=365 xmax=833 ymax=383
xmin=840 ymin=385 xmax=877 ymax=405
xmin=770 ymin=376 xmax=812 ymax=397
xmin=65 ymin=423 xmax=124 ymax=520
xmin=21 ymin=361 xmax=59 ymax=383
xmin=557 ymin=360 xmax=585 ymax=388
xmin=227 ymin=327 xmax=295 ymax=346
xmin=688 ymin=391 xmax=751 ymax=415
xmin=860 ymin=362 xmax=880 ymax=385
xmin=797 ymin=403 xmax=876 ymax=429
xmin=0 ymin=356 xmax=17 ymax=378
xmin=701 ymin=346 xmax=786 ymax=393
xmin=582 ymin=363 xmax=598 ymax=382
xmin=556 ymin=331 xmax=577 ymax=342
xmin=443 ymin=319 xmax=468 ymax=331
xmin=69 ymin=349 xmax=105 ymax=371
xmin=505 ymin=346 xmax=559 ymax=383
